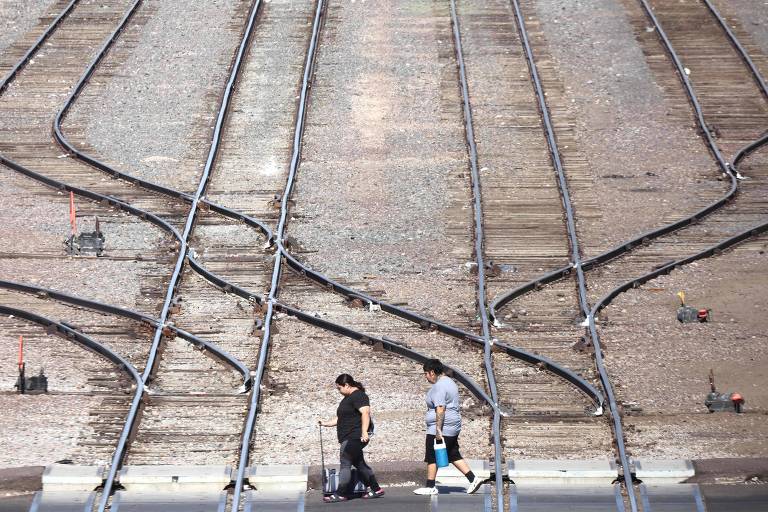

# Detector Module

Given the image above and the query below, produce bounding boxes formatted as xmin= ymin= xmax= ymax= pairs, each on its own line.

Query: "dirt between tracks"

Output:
xmin=601 ymin=239 xmax=768 ymax=460
xmin=530 ymin=0 xmax=768 ymax=463
xmin=0 ymin=0 xmax=56 ymax=57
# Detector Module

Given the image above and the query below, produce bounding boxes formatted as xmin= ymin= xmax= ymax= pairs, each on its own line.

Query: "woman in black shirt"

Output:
xmin=319 ymin=374 xmax=384 ymax=502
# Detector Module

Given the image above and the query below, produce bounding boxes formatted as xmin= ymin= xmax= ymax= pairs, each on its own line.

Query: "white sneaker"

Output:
xmin=413 ymin=486 xmax=438 ymax=495
xmin=466 ymin=477 xmax=483 ymax=494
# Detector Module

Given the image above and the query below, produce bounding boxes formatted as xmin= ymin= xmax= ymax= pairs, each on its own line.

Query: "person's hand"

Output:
xmin=361 ymin=432 xmax=369 ymax=443
xmin=435 ymin=431 xmax=443 ymax=442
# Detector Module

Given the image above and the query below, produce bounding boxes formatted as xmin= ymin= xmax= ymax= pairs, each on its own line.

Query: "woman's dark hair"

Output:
xmin=422 ymin=359 xmax=444 ymax=375
xmin=336 ymin=373 xmax=365 ymax=393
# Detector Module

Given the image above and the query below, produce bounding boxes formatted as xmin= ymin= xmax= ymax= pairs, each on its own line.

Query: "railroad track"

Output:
xmin=452 ymin=0 xmax=614 ymax=466
xmin=486 ymin=0 xmax=768 ymax=509
xmin=1 ymin=0 xmax=608 ymax=503
xmin=0 ymin=0 xmax=269 ymax=506
xmin=1 ymin=0 xmax=766 ymax=511
xmin=0 ymin=2 xmax=498 ymax=510
xmin=577 ymin=0 xmax=768 ymax=309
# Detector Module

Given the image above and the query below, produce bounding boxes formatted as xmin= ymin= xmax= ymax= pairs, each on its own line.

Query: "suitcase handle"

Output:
xmin=319 ymin=424 xmax=327 ymax=486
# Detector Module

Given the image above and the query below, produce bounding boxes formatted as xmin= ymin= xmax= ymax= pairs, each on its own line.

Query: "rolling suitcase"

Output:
xmin=319 ymin=425 xmax=366 ymax=496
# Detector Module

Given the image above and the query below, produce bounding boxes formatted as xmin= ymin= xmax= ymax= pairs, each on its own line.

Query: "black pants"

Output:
xmin=339 ymin=439 xmax=379 ymax=495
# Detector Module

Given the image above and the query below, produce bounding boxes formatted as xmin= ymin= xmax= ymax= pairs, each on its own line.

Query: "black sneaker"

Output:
xmin=362 ymin=488 xmax=385 ymax=499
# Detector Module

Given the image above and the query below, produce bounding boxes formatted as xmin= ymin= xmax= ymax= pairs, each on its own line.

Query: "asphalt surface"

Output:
xmin=2 ymin=485 xmax=768 ymax=511
xmin=304 ymin=486 xmax=445 ymax=511
xmin=700 ymin=485 xmax=768 ymax=512
xmin=0 ymin=495 xmax=31 ymax=512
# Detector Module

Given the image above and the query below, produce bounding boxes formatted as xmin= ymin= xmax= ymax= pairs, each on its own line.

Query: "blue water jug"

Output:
xmin=434 ymin=438 xmax=449 ymax=468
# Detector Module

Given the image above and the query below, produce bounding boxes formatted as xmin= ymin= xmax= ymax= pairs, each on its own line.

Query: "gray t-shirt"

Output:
xmin=424 ymin=375 xmax=462 ymax=436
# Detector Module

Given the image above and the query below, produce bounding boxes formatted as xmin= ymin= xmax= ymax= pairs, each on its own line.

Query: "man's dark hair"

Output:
xmin=423 ymin=359 xmax=444 ymax=375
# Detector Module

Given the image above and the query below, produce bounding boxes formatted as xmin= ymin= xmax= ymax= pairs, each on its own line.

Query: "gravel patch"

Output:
xmin=0 ymin=0 xmax=57 ymax=56
xmin=601 ymin=238 xmax=768 ymax=459
xmin=530 ymin=0 xmax=724 ymax=257
xmin=65 ymin=0 xmax=251 ymax=193
xmin=0 ymin=394 xmax=108 ymax=468
xmin=290 ymin=0 xmax=475 ymax=309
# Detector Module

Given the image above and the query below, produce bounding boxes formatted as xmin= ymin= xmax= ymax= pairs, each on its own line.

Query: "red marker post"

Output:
xmin=69 ymin=191 xmax=77 ymax=236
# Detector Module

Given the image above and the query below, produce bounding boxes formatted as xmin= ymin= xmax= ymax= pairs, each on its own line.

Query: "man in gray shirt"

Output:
xmin=413 ymin=359 xmax=484 ymax=495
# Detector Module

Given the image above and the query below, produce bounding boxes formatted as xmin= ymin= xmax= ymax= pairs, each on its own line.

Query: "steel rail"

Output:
xmin=190 ymin=237 xmax=605 ymax=410
xmin=169 ymin=254 xmax=498 ymax=406
xmin=637 ymin=3 xmax=733 ymax=173
xmin=591 ymin=219 xmax=768 ymax=326
xmin=733 ymin=133 xmax=768 ymax=168
xmin=0 ymin=152 xmax=261 ymax=504
xmin=3 ymin=0 xmax=602 ymax=488
xmin=0 ymin=154 xmax=182 ymax=239
xmin=585 ymin=0 xmax=768 ymax=416
xmin=587 ymin=137 xmax=768 ymax=329
xmin=506 ymin=1 xmax=637 ymax=509
xmin=0 ymin=0 xmax=80 ymax=96
xmin=279 ymin=242 xmax=604 ymax=407
xmin=492 ymin=0 xmax=768 ymax=320
xmin=3 ymin=0 xmax=600 ymax=406
xmin=0 ymin=304 xmax=142 ymax=384
xmin=1 ymin=0 xmax=267 ymax=502
xmin=489 ymin=178 xmax=736 ymax=317
xmin=0 ymin=154 xmax=246 ymax=318
xmin=0 ymin=279 xmax=251 ymax=390
xmin=50 ymin=8 xmax=274 ymax=242
xmin=275 ymin=303 xmax=494 ymax=405
xmin=229 ymin=0 xmax=325 ymax=507
xmin=41 ymin=0 xmax=601 ymax=406
xmin=449 ymin=0 xmax=504 ymax=503
xmin=0 ymin=304 xmax=145 ymax=493
xmin=0 ymin=151 xmax=261 ymax=318
xmin=0 ymin=0 xmax=603 ymax=469
xmin=93 ymin=0 xmax=267 ymax=507
xmin=701 ymin=0 xmax=768 ymax=101
xmin=1 ymin=0 xmax=598 ymax=498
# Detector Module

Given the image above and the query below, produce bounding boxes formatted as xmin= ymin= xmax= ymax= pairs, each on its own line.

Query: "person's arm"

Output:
xmin=359 ymin=406 xmax=371 ymax=442
xmin=319 ymin=416 xmax=338 ymax=427
xmin=435 ymin=405 xmax=445 ymax=441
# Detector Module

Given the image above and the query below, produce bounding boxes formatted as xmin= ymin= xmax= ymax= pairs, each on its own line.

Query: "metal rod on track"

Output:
xmin=448 ymin=1 xmax=505 ymax=507
xmin=229 ymin=1 xmax=325 ymax=509
xmin=91 ymin=0 xmax=266 ymax=508
xmin=506 ymin=1 xmax=639 ymax=510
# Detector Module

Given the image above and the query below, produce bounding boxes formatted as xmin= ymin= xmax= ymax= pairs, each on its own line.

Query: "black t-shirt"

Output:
xmin=336 ymin=389 xmax=371 ymax=442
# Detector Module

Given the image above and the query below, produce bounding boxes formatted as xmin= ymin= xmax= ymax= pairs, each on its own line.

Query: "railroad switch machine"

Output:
xmin=65 ymin=217 xmax=105 ymax=257
xmin=676 ymin=291 xmax=710 ymax=323
xmin=15 ymin=365 xmax=48 ymax=394
xmin=705 ymin=369 xmax=743 ymax=413
xmin=14 ymin=336 xmax=48 ymax=394
xmin=65 ymin=193 xmax=105 ymax=256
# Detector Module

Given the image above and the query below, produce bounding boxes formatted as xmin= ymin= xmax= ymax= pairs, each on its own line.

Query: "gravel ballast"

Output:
xmin=0 ymin=0 xmax=57 ymax=57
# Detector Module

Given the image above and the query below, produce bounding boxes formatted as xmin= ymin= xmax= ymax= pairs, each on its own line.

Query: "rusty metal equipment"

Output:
xmin=24 ymin=368 xmax=48 ymax=394
xmin=65 ymin=217 xmax=105 ymax=256
xmin=676 ymin=291 xmax=711 ymax=323
xmin=705 ymin=369 xmax=744 ymax=413
xmin=14 ymin=335 xmax=26 ymax=394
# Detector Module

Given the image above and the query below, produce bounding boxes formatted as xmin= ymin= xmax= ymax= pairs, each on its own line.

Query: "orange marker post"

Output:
xmin=69 ymin=191 xmax=77 ymax=236
xmin=18 ymin=335 xmax=24 ymax=371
